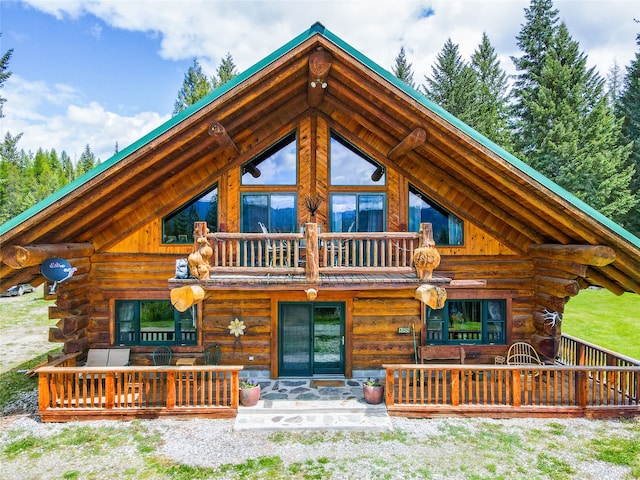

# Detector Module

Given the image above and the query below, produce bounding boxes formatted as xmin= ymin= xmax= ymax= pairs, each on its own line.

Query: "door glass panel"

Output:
xmin=330 ymin=194 xmax=356 ymax=232
xmin=280 ymin=304 xmax=312 ymax=376
xmin=313 ymin=305 xmax=342 ymax=373
xmin=357 ymin=194 xmax=384 ymax=232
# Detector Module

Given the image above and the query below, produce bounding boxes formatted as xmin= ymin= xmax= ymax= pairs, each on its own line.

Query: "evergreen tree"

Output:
xmin=618 ymin=33 xmax=640 ymax=234
xmin=173 ymin=58 xmax=213 ymax=115
xmin=213 ymin=52 xmax=238 ymax=89
xmin=510 ymin=0 xmax=560 ymax=157
xmin=76 ymin=144 xmax=96 ymax=177
xmin=469 ymin=32 xmax=512 ymax=148
xmin=0 ymin=132 xmax=33 ymax=223
xmin=392 ymin=46 xmax=416 ymax=88
xmin=60 ymin=151 xmax=75 ymax=184
xmin=423 ymin=38 xmax=479 ymax=125
xmin=0 ymin=34 xmax=13 ymax=118
xmin=523 ymin=22 xmax=636 ymax=221
xmin=607 ymin=60 xmax=624 ymax=109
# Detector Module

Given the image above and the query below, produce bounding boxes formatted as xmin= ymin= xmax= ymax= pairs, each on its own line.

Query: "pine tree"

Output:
xmin=392 ymin=46 xmax=416 ymax=88
xmin=617 ymin=33 xmax=640 ymax=234
xmin=511 ymin=0 xmax=560 ymax=157
xmin=76 ymin=144 xmax=96 ymax=177
xmin=607 ymin=60 xmax=624 ymax=108
xmin=213 ymin=53 xmax=238 ymax=89
xmin=173 ymin=58 xmax=213 ymax=115
xmin=0 ymin=34 xmax=13 ymax=118
xmin=523 ymin=22 xmax=636 ymax=221
xmin=423 ymin=38 xmax=479 ymax=125
xmin=469 ymin=32 xmax=511 ymax=148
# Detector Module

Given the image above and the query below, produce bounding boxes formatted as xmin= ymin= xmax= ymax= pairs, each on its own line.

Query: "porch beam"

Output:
xmin=387 ymin=128 xmax=427 ymax=161
xmin=208 ymin=121 xmax=240 ymax=159
xmin=1 ymin=242 xmax=94 ymax=269
xmin=308 ymin=48 xmax=333 ymax=107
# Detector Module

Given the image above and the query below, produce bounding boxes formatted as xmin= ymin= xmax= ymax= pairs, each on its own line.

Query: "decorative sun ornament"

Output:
xmin=228 ymin=318 xmax=246 ymax=337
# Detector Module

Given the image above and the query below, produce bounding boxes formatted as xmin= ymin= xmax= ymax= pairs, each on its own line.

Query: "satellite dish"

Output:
xmin=41 ymin=258 xmax=77 ymax=293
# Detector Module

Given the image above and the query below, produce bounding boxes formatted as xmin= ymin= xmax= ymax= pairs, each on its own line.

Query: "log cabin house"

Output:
xmin=1 ymin=23 xmax=639 ymax=420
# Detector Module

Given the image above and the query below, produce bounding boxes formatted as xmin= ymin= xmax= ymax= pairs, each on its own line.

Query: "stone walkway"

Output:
xmin=233 ymin=378 xmax=392 ymax=432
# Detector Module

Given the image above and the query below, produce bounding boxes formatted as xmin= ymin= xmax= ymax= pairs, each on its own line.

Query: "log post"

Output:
xmin=1 ymin=243 xmax=94 ymax=269
xmin=305 ymin=223 xmax=319 ymax=282
xmin=527 ymin=244 xmax=616 ymax=266
xmin=170 ymin=285 xmax=206 ymax=312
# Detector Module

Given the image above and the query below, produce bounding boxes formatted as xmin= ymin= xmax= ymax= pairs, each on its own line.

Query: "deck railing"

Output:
xmin=36 ymin=360 xmax=243 ymax=422
xmin=558 ymin=333 xmax=640 ymax=367
xmin=205 ymin=224 xmax=422 ymax=281
xmin=383 ymin=364 xmax=640 ymax=418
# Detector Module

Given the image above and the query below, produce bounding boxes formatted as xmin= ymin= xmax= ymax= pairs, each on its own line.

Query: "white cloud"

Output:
xmin=2 ymin=75 xmax=169 ymax=162
xmin=11 ymin=0 xmax=639 ymax=163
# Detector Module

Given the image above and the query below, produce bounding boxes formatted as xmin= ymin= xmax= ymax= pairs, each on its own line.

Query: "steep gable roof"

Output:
xmin=1 ymin=22 xmax=639 ymax=294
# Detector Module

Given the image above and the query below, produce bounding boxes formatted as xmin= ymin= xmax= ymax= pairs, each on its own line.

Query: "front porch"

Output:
xmin=35 ymin=335 xmax=639 ymax=422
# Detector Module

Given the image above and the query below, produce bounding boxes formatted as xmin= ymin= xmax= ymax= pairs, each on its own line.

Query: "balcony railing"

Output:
xmin=204 ymin=223 xmax=423 ymax=282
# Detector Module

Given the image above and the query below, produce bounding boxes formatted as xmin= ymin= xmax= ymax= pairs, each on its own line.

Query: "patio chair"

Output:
xmin=204 ymin=344 xmax=222 ymax=365
xmin=152 ymin=346 xmax=173 ymax=366
xmin=506 ymin=342 xmax=542 ymax=366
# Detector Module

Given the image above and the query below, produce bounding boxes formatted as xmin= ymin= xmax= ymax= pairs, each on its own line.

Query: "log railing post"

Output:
xmin=38 ymin=373 xmax=51 ymax=411
xmin=511 ymin=371 xmax=522 ymax=407
xmin=305 ymin=223 xmax=319 ymax=282
xmin=105 ymin=373 xmax=115 ymax=409
xmin=231 ymin=370 xmax=239 ymax=408
xmin=166 ymin=371 xmax=176 ymax=409
xmin=450 ymin=369 xmax=460 ymax=406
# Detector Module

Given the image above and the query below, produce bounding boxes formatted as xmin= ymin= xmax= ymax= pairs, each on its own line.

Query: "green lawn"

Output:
xmin=562 ymin=288 xmax=640 ymax=361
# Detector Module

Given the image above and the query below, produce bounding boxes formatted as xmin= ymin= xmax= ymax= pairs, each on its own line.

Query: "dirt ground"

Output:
xmin=0 ymin=285 xmax=58 ymax=372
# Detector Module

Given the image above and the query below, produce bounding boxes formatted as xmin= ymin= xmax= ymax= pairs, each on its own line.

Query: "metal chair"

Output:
xmin=152 ymin=346 xmax=173 ymax=366
xmin=204 ymin=344 xmax=222 ymax=365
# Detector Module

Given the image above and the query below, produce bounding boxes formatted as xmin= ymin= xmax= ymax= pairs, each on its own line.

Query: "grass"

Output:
xmin=0 ymin=350 xmax=60 ymax=410
xmin=562 ymin=289 xmax=640 ymax=360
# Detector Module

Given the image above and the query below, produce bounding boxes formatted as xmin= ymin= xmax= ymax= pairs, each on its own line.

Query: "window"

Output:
xmin=163 ymin=185 xmax=217 ymax=244
xmin=242 ymin=132 xmax=297 ymax=185
xmin=330 ymin=193 xmax=385 ymax=232
xmin=330 ymin=133 xmax=385 ymax=186
xmin=115 ymin=300 xmax=197 ymax=346
xmin=241 ymin=193 xmax=297 ymax=233
xmin=425 ymin=299 xmax=505 ymax=345
xmin=409 ymin=185 xmax=463 ymax=245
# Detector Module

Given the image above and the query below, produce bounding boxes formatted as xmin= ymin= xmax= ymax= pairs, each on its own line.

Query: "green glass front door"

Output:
xmin=279 ymin=302 xmax=345 ymax=376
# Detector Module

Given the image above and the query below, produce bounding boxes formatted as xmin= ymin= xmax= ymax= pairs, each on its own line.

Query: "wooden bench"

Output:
xmin=418 ymin=345 xmax=466 ymax=364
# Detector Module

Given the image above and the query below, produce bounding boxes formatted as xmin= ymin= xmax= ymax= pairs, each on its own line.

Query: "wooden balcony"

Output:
xmin=169 ymin=222 xmax=451 ymax=290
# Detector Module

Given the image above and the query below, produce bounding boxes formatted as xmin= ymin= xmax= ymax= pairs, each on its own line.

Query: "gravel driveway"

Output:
xmin=1 ymin=390 xmax=639 ymax=479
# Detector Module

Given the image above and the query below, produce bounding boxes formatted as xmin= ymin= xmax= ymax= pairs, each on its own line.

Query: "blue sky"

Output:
xmin=1 ymin=0 xmax=638 ymax=162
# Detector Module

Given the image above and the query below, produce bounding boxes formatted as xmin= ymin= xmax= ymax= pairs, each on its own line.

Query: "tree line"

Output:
xmin=1 ymin=0 xmax=638 ymax=235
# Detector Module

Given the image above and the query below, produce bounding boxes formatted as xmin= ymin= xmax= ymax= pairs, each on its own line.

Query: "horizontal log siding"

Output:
xmin=202 ymin=293 xmax=272 ymax=368
xmin=352 ymin=295 xmax=421 ymax=369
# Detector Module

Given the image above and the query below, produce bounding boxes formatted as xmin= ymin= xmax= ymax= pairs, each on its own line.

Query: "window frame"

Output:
xmin=424 ymin=298 xmax=506 ymax=346
xmin=241 ymin=131 xmax=298 ymax=186
xmin=114 ymin=299 xmax=198 ymax=347
xmin=240 ymin=192 xmax=298 ymax=233
xmin=329 ymin=192 xmax=386 ymax=232
xmin=408 ymin=184 xmax=464 ymax=246
xmin=162 ymin=184 xmax=218 ymax=244
xmin=329 ymin=131 xmax=386 ymax=186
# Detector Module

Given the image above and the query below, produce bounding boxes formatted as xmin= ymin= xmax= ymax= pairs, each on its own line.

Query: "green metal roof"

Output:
xmin=1 ymin=22 xmax=638 ymax=249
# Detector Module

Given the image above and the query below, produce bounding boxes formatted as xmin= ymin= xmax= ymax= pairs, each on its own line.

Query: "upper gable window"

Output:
xmin=409 ymin=185 xmax=463 ymax=246
xmin=330 ymin=132 xmax=385 ymax=186
xmin=162 ymin=185 xmax=218 ymax=244
xmin=242 ymin=132 xmax=297 ymax=185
